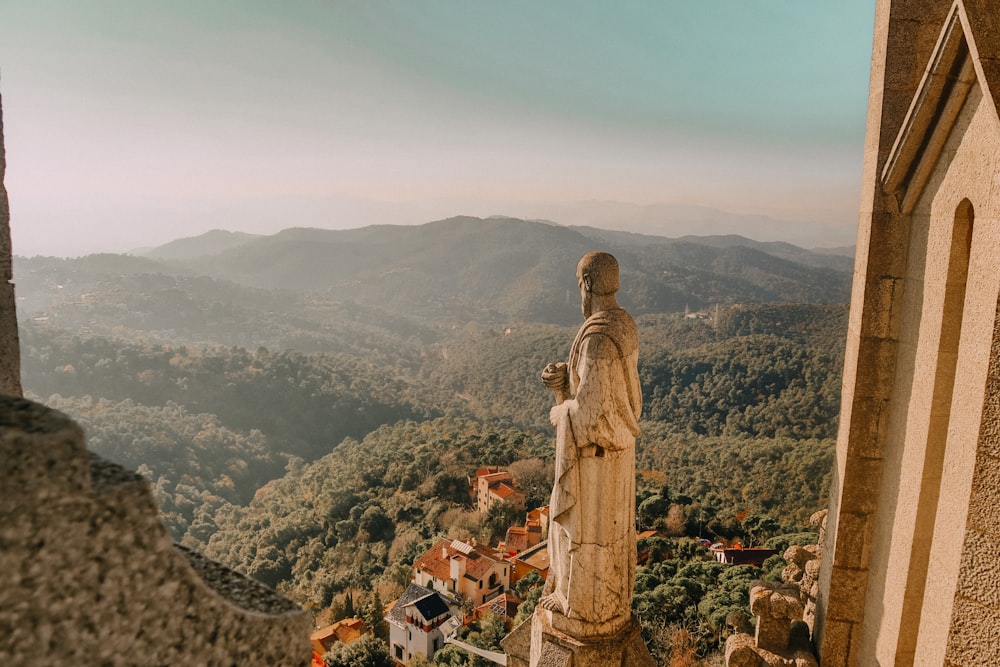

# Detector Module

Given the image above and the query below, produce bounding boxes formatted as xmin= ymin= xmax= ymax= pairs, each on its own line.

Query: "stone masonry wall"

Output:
xmin=816 ymin=2 xmax=958 ymax=663
xmin=0 ymin=396 xmax=311 ymax=666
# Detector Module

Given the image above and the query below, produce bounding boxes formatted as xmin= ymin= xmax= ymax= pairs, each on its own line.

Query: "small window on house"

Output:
xmin=394 ymin=644 xmax=403 ymax=660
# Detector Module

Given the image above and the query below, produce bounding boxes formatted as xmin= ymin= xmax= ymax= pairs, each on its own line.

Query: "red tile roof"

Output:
xmin=310 ymin=617 xmax=367 ymax=654
xmin=493 ymin=483 xmax=521 ymax=499
xmin=414 ymin=538 xmax=502 ymax=583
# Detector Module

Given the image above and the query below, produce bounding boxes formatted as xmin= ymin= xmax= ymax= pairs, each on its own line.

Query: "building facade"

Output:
xmin=817 ymin=1 xmax=1000 ymax=664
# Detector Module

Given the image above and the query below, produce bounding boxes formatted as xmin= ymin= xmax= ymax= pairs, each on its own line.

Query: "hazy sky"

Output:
xmin=0 ymin=1 xmax=876 ymax=256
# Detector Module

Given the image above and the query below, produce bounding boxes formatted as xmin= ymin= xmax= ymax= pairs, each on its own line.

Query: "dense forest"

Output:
xmin=16 ymin=219 xmax=850 ymax=665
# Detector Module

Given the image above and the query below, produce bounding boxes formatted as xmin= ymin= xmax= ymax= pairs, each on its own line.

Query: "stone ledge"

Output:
xmin=0 ymin=395 xmax=310 ymax=666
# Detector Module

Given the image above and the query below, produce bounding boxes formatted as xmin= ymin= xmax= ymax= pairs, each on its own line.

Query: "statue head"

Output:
xmin=577 ymin=252 xmax=619 ymax=317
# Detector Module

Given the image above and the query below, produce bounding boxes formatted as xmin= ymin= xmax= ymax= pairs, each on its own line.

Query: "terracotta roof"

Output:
xmin=516 ymin=541 xmax=550 ymax=571
xmin=310 ymin=616 xmax=367 ymax=654
xmin=493 ymin=483 xmax=521 ymax=499
xmin=527 ymin=507 xmax=549 ymax=522
xmin=505 ymin=527 xmax=529 ymax=551
xmin=480 ymin=472 xmax=513 ymax=484
xmin=413 ymin=538 xmax=502 ymax=584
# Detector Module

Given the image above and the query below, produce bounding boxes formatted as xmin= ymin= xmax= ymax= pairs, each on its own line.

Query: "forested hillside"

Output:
xmin=15 ymin=219 xmax=850 ymax=664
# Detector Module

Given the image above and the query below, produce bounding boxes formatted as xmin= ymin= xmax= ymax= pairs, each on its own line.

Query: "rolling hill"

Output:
xmin=147 ymin=217 xmax=853 ymax=325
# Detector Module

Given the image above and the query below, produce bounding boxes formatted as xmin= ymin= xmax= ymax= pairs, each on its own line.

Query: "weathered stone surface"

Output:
xmin=0 ymin=89 xmax=22 ymax=397
xmin=725 ymin=633 xmax=765 ymax=667
xmin=535 ymin=641 xmax=572 ymax=667
xmin=751 ymin=582 xmax=804 ymax=653
xmin=0 ymin=396 xmax=310 ymax=666
xmin=501 ymin=618 xmax=532 ymax=667
xmin=528 ymin=611 xmax=654 ymax=667
xmin=522 ymin=252 xmax=654 ymax=665
xmin=945 ymin=596 xmax=1000 ymax=665
xmin=538 ymin=253 xmax=639 ymax=635
xmin=727 ymin=516 xmax=824 ymax=667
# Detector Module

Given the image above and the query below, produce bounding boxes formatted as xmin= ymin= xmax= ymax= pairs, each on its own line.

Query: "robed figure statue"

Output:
xmin=539 ymin=251 xmax=641 ymax=639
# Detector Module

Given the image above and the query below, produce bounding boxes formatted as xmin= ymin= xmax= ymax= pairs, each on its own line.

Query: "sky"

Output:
xmin=0 ymin=1 xmax=877 ymax=257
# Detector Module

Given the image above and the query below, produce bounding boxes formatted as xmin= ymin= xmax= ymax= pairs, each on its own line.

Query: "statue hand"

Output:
xmin=541 ymin=362 xmax=569 ymax=390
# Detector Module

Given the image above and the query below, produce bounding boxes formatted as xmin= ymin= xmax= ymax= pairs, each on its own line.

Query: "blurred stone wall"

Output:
xmin=0 ymin=396 xmax=310 ymax=666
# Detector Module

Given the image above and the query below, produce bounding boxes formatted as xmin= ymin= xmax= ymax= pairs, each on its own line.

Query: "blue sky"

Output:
xmin=0 ymin=1 xmax=876 ymax=255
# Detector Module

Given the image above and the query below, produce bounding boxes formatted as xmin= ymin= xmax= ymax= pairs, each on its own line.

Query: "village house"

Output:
xmin=412 ymin=538 xmax=510 ymax=608
xmin=501 ymin=521 xmax=542 ymax=553
xmin=509 ymin=540 xmax=550 ymax=588
xmin=711 ymin=546 xmax=778 ymax=567
xmin=471 ymin=467 xmax=526 ymax=514
xmin=500 ymin=506 xmax=549 ymax=553
xmin=309 ymin=616 xmax=367 ymax=656
xmin=472 ymin=592 xmax=522 ymax=630
xmin=385 ymin=583 xmax=459 ymax=666
xmin=526 ymin=506 xmax=549 ymax=533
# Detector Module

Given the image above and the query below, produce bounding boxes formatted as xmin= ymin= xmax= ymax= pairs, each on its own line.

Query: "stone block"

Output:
xmin=866 ymin=276 xmax=906 ymax=341
xmin=501 ymin=618 xmax=531 ymax=667
xmin=883 ymin=18 xmax=927 ymax=91
xmin=824 ymin=567 xmax=868 ymax=624
xmin=750 ymin=582 xmax=803 ymax=654
xmin=865 ymin=209 xmax=910 ymax=282
xmin=536 ymin=641 xmax=572 ymax=667
xmin=724 ymin=633 xmax=764 ymax=667
xmin=850 ymin=337 xmax=899 ymax=404
xmin=817 ymin=618 xmax=855 ymax=667
xmin=845 ymin=396 xmax=892 ymax=460
xmin=840 ymin=456 xmax=884 ymax=516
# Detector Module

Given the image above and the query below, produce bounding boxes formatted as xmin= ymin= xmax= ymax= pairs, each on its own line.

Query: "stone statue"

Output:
xmin=538 ymin=251 xmax=641 ymax=639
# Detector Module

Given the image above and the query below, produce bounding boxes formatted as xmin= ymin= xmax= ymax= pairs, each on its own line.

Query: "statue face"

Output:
xmin=579 ymin=275 xmax=593 ymax=318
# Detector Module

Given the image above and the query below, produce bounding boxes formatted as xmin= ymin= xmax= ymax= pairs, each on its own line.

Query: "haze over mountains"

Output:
xmin=15 ymin=217 xmax=852 ymax=333
xmin=12 ymin=198 xmax=859 ymax=257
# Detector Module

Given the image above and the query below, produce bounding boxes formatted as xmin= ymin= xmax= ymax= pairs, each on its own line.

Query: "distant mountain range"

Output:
xmin=15 ymin=217 xmax=853 ymax=329
xmin=145 ymin=230 xmax=263 ymax=261
xmin=141 ymin=217 xmax=852 ymax=323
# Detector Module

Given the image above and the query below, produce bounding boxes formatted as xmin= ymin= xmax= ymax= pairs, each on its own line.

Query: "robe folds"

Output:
xmin=546 ymin=307 xmax=641 ymax=636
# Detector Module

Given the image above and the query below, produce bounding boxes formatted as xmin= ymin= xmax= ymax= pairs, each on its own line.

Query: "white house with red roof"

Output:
xmin=385 ymin=583 xmax=459 ymax=665
xmin=412 ymin=538 xmax=510 ymax=608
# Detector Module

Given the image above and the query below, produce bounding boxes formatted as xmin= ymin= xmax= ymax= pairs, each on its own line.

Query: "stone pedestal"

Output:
xmin=525 ymin=609 xmax=655 ymax=667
